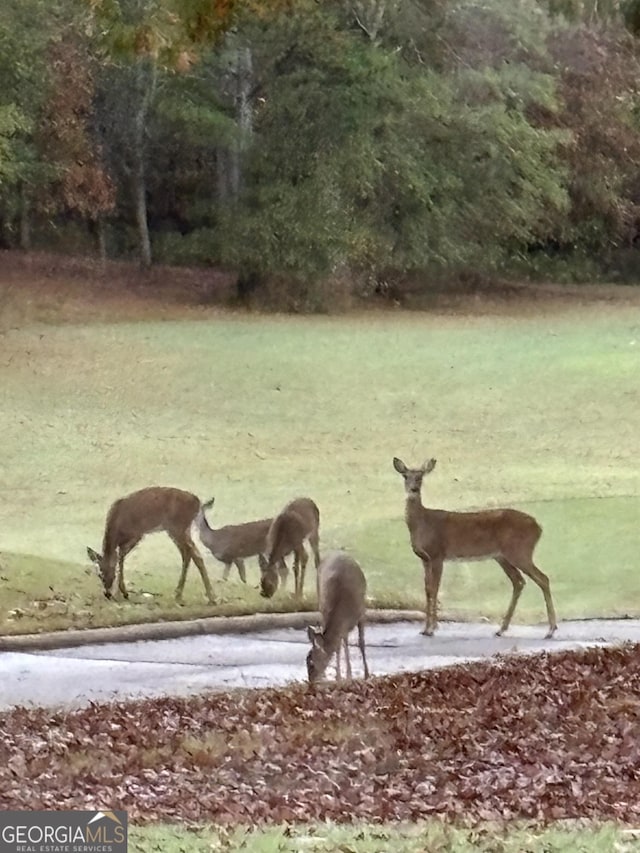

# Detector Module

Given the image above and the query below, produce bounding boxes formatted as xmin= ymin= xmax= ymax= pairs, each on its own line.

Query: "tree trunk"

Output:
xmin=216 ymin=146 xmax=231 ymax=201
xmin=95 ymin=216 xmax=107 ymax=263
xmin=19 ymin=183 xmax=31 ymax=251
xmin=133 ymin=160 xmax=151 ymax=268
xmin=229 ymin=46 xmax=254 ymax=198
xmin=131 ymin=59 xmax=157 ymax=268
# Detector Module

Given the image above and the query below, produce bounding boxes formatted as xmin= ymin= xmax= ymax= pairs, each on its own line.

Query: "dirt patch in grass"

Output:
xmin=2 ymin=250 xmax=640 ymax=329
xmin=0 ymin=250 xmax=237 ymax=327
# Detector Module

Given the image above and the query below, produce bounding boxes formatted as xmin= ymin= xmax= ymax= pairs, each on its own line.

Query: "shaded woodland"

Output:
xmin=2 ymin=0 xmax=640 ymax=308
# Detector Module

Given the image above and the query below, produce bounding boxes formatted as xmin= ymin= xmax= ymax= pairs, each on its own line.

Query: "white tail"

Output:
xmin=259 ymin=497 xmax=321 ymax=599
xmin=306 ymin=551 xmax=370 ymax=683
xmin=196 ymin=497 xmax=276 ymax=583
xmin=393 ymin=457 xmax=557 ymax=638
xmin=87 ymin=486 xmax=214 ymax=603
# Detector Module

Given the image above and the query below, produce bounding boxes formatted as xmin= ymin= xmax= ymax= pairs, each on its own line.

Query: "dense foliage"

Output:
xmin=0 ymin=0 xmax=639 ymax=306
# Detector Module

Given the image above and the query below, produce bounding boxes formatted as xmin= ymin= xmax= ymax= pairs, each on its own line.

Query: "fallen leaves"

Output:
xmin=2 ymin=643 xmax=640 ymax=825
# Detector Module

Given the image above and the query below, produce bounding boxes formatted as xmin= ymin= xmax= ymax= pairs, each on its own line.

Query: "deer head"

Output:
xmin=86 ymin=547 xmax=116 ymax=598
xmin=258 ymin=553 xmax=279 ymax=598
xmin=306 ymin=626 xmax=330 ymax=683
xmin=393 ymin=457 xmax=437 ymax=496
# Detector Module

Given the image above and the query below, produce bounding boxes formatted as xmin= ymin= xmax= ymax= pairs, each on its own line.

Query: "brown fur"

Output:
xmin=87 ymin=486 xmax=214 ymax=603
xmin=306 ymin=551 xmax=370 ymax=683
xmin=259 ymin=497 xmax=321 ymax=599
xmin=393 ymin=457 xmax=557 ymax=638
xmin=196 ymin=498 xmax=286 ymax=585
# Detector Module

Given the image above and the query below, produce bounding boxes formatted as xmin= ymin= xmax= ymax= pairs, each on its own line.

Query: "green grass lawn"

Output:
xmin=128 ymin=822 xmax=636 ymax=852
xmin=1 ymin=301 xmax=639 ymax=634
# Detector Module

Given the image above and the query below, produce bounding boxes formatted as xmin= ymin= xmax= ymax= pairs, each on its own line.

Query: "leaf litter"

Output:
xmin=2 ymin=644 xmax=640 ymax=825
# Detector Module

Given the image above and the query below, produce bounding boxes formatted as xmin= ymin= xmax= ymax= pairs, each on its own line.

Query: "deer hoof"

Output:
xmin=421 ymin=628 xmax=434 ymax=637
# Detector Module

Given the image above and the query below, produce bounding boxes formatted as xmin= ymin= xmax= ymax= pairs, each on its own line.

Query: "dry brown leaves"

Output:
xmin=2 ymin=644 xmax=640 ymax=825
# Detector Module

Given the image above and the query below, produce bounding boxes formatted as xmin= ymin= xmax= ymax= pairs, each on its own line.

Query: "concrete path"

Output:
xmin=2 ymin=619 xmax=640 ymax=711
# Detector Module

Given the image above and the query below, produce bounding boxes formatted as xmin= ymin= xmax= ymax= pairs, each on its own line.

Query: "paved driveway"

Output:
xmin=3 ymin=619 xmax=640 ymax=711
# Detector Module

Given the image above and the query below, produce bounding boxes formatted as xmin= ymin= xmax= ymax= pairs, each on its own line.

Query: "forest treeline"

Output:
xmin=1 ymin=0 xmax=640 ymax=309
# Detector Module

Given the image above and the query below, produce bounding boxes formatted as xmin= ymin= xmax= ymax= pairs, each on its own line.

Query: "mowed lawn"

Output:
xmin=0 ymin=298 xmax=639 ymax=634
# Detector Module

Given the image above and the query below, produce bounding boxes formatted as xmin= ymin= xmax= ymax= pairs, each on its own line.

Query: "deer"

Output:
xmin=306 ymin=551 xmax=370 ymax=683
xmin=259 ymin=496 xmax=321 ymax=599
xmin=196 ymin=497 xmax=288 ymax=586
xmin=392 ymin=457 xmax=557 ymax=639
xmin=87 ymin=486 xmax=215 ymax=604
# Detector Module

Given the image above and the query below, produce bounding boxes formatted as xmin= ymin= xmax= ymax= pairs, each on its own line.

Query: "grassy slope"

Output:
xmin=1 ymin=301 xmax=639 ymax=633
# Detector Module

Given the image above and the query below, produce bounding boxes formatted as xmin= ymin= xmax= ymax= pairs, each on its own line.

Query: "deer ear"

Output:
xmin=393 ymin=457 xmax=407 ymax=474
xmin=423 ymin=458 xmax=437 ymax=475
xmin=307 ymin=626 xmax=322 ymax=646
xmin=86 ymin=547 xmax=100 ymax=564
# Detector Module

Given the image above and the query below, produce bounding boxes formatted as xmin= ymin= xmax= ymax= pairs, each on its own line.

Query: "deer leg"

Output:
xmin=309 ymin=530 xmax=321 ymax=569
xmin=276 ymin=559 xmax=288 ymax=588
xmin=357 ymin=620 xmax=370 ymax=678
xmin=116 ymin=538 xmax=141 ymax=599
xmin=333 ymin=642 xmax=341 ymax=680
xmin=234 ymin=559 xmax=247 ymax=584
xmin=515 ymin=559 xmax=557 ymax=639
xmin=420 ymin=557 xmax=433 ymax=636
xmin=495 ymin=558 xmax=525 ymax=636
xmin=309 ymin=530 xmax=321 ymax=599
xmin=187 ymin=536 xmax=215 ymax=604
xmin=297 ymin=546 xmax=309 ymax=598
xmin=344 ymin=636 xmax=353 ymax=679
xmin=429 ymin=558 xmax=443 ymax=635
xmin=291 ymin=551 xmax=300 ymax=598
xmin=171 ymin=536 xmax=191 ymax=604
xmin=171 ymin=533 xmax=215 ymax=605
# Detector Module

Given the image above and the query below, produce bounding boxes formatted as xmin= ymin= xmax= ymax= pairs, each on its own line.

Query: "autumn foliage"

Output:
xmin=2 ymin=644 xmax=640 ymax=825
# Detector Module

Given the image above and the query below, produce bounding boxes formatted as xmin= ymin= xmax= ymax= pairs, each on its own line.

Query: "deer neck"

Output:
xmin=404 ymin=492 xmax=426 ymax=527
xmin=318 ymin=624 xmax=342 ymax=660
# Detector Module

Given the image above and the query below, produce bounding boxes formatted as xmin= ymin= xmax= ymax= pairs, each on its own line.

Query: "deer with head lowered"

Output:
xmin=87 ymin=486 xmax=215 ymax=603
xmin=196 ymin=497 xmax=287 ymax=586
xmin=393 ymin=457 xmax=557 ymax=639
xmin=306 ymin=551 xmax=370 ymax=683
xmin=259 ymin=497 xmax=321 ymax=599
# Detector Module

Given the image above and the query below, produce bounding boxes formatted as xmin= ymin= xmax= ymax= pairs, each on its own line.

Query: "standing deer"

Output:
xmin=87 ymin=486 xmax=215 ymax=603
xmin=196 ymin=497 xmax=287 ymax=585
xmin=259 ymin=497 xmax=321 ymax=599
xmin=306 ymin=551 xmax=370 ymax=683
xmin=393 ymin=457 xmax=557 ymax=639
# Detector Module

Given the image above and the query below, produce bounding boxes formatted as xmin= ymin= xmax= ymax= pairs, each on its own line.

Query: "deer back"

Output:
xmin=317 ymin=552 xmax=367 ymax=652
xmin=199 ymin=516 xmax=273 ymax=562
xmin=266 ymin=496 xmax=319 ymax=563
xmin=410 ymin=504 xmax=542 ymax=562
xmin=104 ymin=486 xmax=200 ymax=554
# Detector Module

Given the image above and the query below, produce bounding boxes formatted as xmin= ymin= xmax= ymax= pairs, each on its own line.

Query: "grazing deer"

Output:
xmin=392 ymin=457 xmax=557 ymax=639
xmin=306 ymin=551 xmax=370 ymax=683
xmin=196 ymin=497 xmax=288 ymax=585
xmin=87 ymin=486 xmax=215 ymax=604
xmin=259 ymin=497 xmax=321 ymax=599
